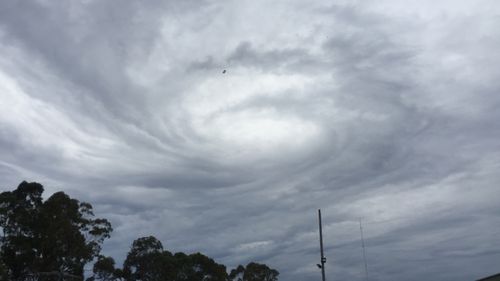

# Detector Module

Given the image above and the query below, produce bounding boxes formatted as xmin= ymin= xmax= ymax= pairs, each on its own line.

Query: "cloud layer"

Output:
xmin=1 ymin=1 xmax=500 ymax=280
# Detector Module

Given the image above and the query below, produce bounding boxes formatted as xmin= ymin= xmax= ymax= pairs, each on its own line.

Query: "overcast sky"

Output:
xmin=1 ymin=0 xmax=500 ymax=280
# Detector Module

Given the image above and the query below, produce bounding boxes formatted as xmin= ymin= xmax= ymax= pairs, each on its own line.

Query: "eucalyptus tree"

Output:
xmin=123 ymin=236 xmax=228 ymax=281
xmin=0 ymin=181 xmax=112 ymax=280
xmin=228 ymin=262 xmax=279 ymax=281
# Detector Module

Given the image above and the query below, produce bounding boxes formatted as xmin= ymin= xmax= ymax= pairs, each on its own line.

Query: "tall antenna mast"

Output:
xmin=318 ymin=209 xmax=326 ymax=281
xmin=359 ymin=218 xmax=369 ymax=281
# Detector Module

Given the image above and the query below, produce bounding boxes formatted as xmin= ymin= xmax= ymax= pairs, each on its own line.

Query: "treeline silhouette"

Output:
xmin=0 ymin=181 xmax=279 ymax=281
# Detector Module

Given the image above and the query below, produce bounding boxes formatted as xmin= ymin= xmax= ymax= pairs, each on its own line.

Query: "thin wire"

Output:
xmin=359 ymin=218 xmax=369 ymax=281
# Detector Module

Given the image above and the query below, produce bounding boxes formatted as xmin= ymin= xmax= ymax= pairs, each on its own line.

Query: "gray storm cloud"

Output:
xmin=1 ymin=0 xmax=500 ymax=280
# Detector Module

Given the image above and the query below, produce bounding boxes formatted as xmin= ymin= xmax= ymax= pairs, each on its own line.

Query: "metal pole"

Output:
xmin=318 ymin=209 xmax=326 ymax=281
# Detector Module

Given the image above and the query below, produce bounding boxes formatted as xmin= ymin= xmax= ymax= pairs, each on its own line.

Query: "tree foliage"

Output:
xmin=0 ymin=181 xmax=43 ymax=279
xmin=86 ymin=255 xmax=119 ymax=281
xmin=0 ymin=259 xmax=10 ymax=280
xmin=0 ymin=182 xmax=279 ymax=281
xmin=123 ymin=236 xmax=166 ymax=281
xmin=228 ymin=262 xmax=279 ymax=281
xmin=122 ymin=236 xmax=229 ymax=281
xmin=172 ymin=252 xmax=227 ymax=281
xmin=0 ymin=181 xmax=112 ymax=280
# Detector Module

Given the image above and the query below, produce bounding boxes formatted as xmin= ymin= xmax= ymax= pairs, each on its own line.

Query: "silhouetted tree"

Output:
xmin=0 ymin=259 xmax=10 ymax=280
xmin=122 ymin=236 xmax=228 ymax=281
xmin=123 ymin=236 xmax=166 ymax=281
xmin=173 ymin=252 xmax=227 ymax=281
xmin=229 ymin=262 xmax=279 ymax=281
xmin=0 ymin=181 xmax=43 ymax=279
xmin=87 ymin=255 xmax=120 ymax=281
xmin=0 ymin=181 xmax=112 ymax=280
xmin=228 ymin=265 xmax=245 ymax=281
xmin=0 ymin=181 xmax=278 ymax=281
